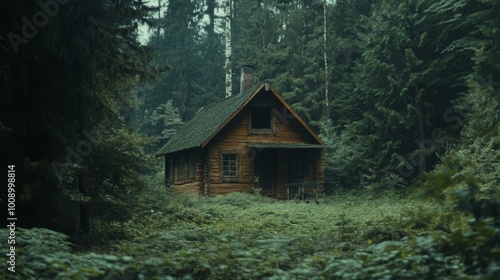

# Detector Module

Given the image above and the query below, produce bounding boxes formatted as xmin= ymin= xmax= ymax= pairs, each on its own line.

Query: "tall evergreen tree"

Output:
xmin=422 ymin=0 xmax=500 ymax=197
xmin=135 ymin=0 xmax=225 ymax=142
xmin=326 ymin=0 xmax=474 ymax=187
xmin=1 ymin=0 xmax=157 ymax=234
xmin=235 ymin=0 xmax=327 ymax=127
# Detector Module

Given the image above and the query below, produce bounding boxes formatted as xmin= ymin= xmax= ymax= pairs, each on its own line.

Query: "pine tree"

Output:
xmin=0 ymin=0 xmax=157 ymax=234
xmin=136 ymin=0 xmax=225 ymax=139
xmin=422 ymin=0 xmax=500 ymax=197
xmin=328 ymin=0 xmax=474 ymax=186
xmin=150 ymin=100 xmax=184 ymax=147
xmin=235 ymin=0 xmax=327 ymax=127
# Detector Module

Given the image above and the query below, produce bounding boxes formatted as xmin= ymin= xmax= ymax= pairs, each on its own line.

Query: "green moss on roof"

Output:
xmin=157 ymin=83 xmax=263 ymax=156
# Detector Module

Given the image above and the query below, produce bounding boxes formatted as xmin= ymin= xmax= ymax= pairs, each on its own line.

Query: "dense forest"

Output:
xmin=1 ymin=0 xmax=499 ymax=278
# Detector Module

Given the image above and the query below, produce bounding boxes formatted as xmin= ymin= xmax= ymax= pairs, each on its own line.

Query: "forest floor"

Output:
xmin=107 ymin=188 xmax=469 ymax=278
xmin=6 ymin=186 xmax=499 ymax=279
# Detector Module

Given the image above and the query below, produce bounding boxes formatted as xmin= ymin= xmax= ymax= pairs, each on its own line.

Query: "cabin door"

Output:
xmin=257 ymin=151 xmax=274 ymax=195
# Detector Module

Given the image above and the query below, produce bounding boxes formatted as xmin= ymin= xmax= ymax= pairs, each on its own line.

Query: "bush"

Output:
xmin=0 ymin=228 xmax=134 ymax=279
xmin=208 ymin=192 xmax=269 ymax=208
xmin=6 ymin=189 xmax=498 ymax=279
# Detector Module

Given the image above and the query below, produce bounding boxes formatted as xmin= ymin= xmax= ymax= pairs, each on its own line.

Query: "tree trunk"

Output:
xmin=207 ymin=0 xmax=215 ymax=37
xmin=323 ymin=0 xmax=329 ymax=109
xmin=157 ymin=0 xmax=162 ymax=38
xmin=225 ymin=0 xmax=232 ymax=98
xmin=206 ymin=0 xmax=216 ymax=62
xmin=321 ymin=0 xmax=331 ymax=137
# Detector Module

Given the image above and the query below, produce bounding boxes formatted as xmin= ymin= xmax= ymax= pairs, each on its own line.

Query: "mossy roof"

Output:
xmin=157 ymin=82 xmax=323 ymax=156
xmin=157 ymin=83 xmax=264 ymax=156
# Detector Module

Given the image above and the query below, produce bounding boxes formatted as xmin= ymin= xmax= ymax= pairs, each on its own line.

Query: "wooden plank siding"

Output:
xmin=164 ymin=86 xmax=325 ymax=198
xmin=204 ymin=94 xmax=323 ymax=197
xmin=167 ymin=148 xmax=204 ymax=195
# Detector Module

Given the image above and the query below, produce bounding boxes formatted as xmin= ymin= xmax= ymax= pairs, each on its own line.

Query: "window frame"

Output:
xmin=249 ymin=106 xmax=275 ymax=135
xmin=220 ymin=150 xmax=241 ymax=182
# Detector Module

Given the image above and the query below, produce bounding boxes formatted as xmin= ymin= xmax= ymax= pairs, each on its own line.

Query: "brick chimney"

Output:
xmin=240 ymin=65 xmax=253 ymax=94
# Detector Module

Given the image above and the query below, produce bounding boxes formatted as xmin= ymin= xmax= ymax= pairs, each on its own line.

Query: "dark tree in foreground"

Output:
xmin=0 ymin=0 xmax=157 ymax=234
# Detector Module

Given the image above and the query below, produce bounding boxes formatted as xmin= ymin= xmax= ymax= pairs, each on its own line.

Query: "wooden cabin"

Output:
xmin=157 ymin=69 xmax=324 ymax=199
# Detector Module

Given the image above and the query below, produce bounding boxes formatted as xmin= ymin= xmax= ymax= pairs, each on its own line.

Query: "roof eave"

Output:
xmin=157 ymin=81 xmax=323 ymax=155
xmin=156 ymin=144 xmax=203 ymax=157
xmin=268 ymin=86 xmax=324 ymax=145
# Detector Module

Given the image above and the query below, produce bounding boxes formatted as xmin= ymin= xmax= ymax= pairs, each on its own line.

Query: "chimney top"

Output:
xmin=240 ymin=65 xmax=253 ymax=95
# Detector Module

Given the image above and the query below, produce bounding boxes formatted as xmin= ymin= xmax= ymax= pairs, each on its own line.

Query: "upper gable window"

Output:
xmin=251 ymin=107 xmax=273 ymax=132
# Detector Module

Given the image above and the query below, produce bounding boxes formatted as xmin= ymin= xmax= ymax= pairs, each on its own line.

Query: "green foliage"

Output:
xmin=417 ymin=0 xmax=499 ymax=204
xmin=321 ymin=120 xmax=368 ymax=189
xmin=134 ymin=0 xmax=225 ymax=136
xmin=313 ymin=0 xmax=499 ymax=192
xmin=209 ymin=191 xmax=270 ymax=208
xmin=5 ymin=187 xmax=500 ymax=279
xmin=0 ymin=0 xmax=159 ymax=235
xmin=149 ymin=100 xmax=184 ymax=147
xmin=1 ymin=0 xmax=499 ymax=278
xmin=0 ymin=228 xmax=134 ymax=279
xmin=6 ymin=190 xmax=498 ymax=279
xmin=420 ymin=137 xmax=500 ymax=205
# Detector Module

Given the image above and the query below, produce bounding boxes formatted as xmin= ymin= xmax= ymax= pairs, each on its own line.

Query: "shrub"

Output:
xmin=6 ymin=189 xmax=498 ymax=279
xmin=208 ymin=192 xmax=269 ymax=208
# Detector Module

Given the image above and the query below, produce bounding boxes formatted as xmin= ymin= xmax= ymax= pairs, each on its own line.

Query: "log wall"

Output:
xmin=164 ymin=90 xmax=325 ymax=198
xmin=205 ymin=91 xmax=324 ymax=197
xmin=166 ymin=148 xmax=204 ymax=195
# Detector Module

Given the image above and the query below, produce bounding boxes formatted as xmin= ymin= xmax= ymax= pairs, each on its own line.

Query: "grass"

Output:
xmin=7 ymin=186 xmax=498 ymax=279
xmin=109 ymin=189 xmax=467 ymax=278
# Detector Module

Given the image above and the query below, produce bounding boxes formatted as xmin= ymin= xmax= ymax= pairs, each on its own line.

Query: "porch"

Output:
xmin=248 ymin=143 xmax=324 ymax=199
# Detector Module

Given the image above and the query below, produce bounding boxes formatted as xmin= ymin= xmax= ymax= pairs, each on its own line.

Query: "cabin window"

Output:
xmin=223 ymin=154 xmax=237 ymax=177
xmin=188 ymin=151 xmax=196 ymax=180
xmin=251 ymin=107 xmax=273 ymax=131
xmin=288 ymin=153 xmax=305 ymax=182
xmin=221 ymin=153 xmax=240 ymax=182
xmin=178 ymin=155 xmax=185 ymax=182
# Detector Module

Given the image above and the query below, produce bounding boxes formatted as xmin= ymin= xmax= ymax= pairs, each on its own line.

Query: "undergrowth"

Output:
xmin=2 ymin=186 xmax=498 ymax=279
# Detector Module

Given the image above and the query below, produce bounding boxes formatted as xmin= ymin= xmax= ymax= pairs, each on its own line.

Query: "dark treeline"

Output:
xmin=1 ymin=0 xmax=159 ymax=234
xmin=1 ymin=0 xmax=499 ymax=239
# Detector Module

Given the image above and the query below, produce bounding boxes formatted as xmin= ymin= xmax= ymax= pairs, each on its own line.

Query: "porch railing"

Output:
xmin=286 ymin=180 xmax=320 ymax=200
